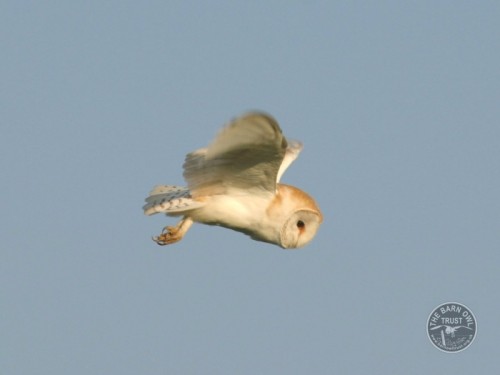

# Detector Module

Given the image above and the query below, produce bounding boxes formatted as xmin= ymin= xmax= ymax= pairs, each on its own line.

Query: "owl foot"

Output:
xmin=152 ymin=217 xmax=193 ymax=246
xmin=153 ymin=226 xmax=180 ymax=245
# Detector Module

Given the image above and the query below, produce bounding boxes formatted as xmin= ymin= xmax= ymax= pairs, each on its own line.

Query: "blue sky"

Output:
xmin=2 ymin=1 xmax=499 ymax=374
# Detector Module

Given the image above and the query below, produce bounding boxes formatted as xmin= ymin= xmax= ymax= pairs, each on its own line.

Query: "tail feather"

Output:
xmin=143 ymin=185 xmax=204 ymax=215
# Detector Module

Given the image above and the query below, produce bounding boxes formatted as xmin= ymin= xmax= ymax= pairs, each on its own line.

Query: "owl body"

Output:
xmin=189 ymin=192 xmax=278 ymax=242
xmin=143 ymin=112 xmax=322 ymax=249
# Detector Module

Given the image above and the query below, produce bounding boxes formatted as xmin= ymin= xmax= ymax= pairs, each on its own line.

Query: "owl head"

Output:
xmin=267 ymin=184 xmax=323 ymax=249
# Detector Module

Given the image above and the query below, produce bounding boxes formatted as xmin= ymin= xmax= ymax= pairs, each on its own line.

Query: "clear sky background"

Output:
xmin=2 ymin=1 xmax=499 ymax=374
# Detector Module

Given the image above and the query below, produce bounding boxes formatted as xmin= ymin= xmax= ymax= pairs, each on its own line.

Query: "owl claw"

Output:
xmin=151 ymin=218 xmax=194 ymax=246
xmin=153 ymin=226 xmax=182 ymax=245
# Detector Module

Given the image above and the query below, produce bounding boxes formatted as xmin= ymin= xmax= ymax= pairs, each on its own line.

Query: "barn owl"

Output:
xmin=143 ymin=112 xmax=322 ymax=249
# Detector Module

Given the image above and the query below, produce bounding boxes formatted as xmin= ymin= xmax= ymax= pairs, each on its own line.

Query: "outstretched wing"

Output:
xmin=183 ymin=112 xmax=299 ymax=197
xmin=430 ymin=325 xmax=444 ymax=330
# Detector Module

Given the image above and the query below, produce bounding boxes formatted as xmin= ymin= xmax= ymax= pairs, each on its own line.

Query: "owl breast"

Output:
xmin=188 ymin=184 xmax=322 ymax=249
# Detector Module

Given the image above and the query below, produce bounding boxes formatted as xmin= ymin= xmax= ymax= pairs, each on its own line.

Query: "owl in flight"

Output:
xmin=143 ymin=112 xmax=322 ymax=249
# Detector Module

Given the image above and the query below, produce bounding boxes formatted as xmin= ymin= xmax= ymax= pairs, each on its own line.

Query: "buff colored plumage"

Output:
xmin=143 ymin=112 xmax=322 ymax=249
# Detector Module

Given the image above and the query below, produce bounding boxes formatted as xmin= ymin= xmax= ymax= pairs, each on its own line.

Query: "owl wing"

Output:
xmin=183 ymin=112 xmax=300 ymax=197
xmin=276 ymin=139 xmax=303 ymax=182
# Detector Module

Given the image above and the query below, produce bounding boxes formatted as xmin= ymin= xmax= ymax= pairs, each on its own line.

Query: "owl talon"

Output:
xmin=162 ymin=226 xmax=176 ymax=234
xmin=153 ymin=226 xmax=181 ymax=245
xmin=151 ymin=218 xmax=194 ymax=246
xmin=152 ymin=235 xmax=165 ymax=245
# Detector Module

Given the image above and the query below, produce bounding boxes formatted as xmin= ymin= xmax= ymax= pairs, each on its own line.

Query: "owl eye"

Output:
xmin=296 ymin=220 xmax=305 ymax=229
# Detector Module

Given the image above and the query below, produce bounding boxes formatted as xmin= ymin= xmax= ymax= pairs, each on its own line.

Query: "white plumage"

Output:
xmin=143 ymin=112 xmax=322 ymax=249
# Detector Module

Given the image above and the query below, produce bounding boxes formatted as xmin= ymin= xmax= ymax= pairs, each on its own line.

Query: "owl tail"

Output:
xmin=143 ymin=185 xmax=204 ymax=215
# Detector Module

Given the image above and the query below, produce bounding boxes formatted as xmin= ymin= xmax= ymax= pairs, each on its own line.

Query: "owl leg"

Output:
xmin=152 ymin=217 xmax=193 ymax=246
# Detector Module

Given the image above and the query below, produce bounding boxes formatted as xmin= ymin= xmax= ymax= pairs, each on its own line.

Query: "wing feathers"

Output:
xmin=183 ymin=112 xmax=289 ymax=196
xmin=276 ymin=140 xmax=303 ymax=182
xmin=143 ymin=185 xmax=204 ymax=215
